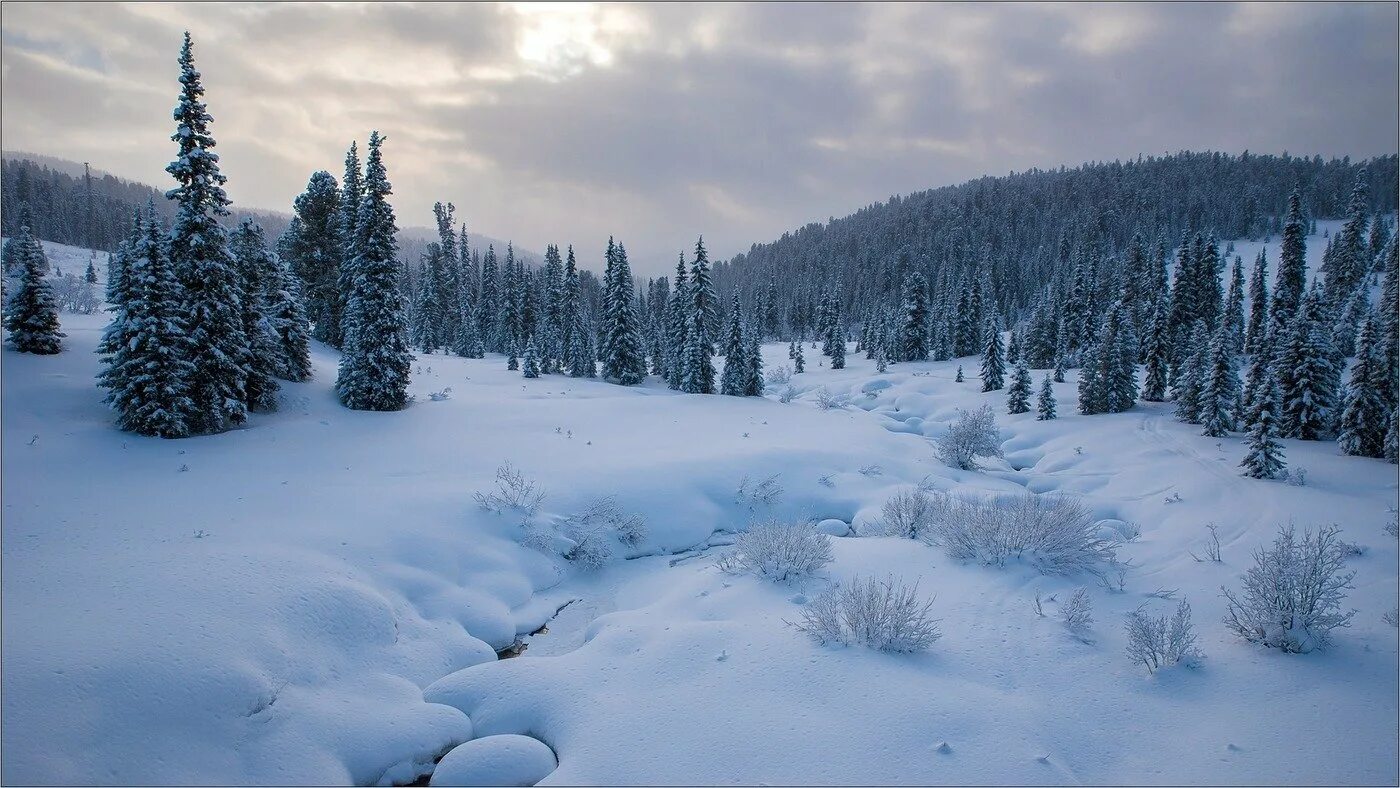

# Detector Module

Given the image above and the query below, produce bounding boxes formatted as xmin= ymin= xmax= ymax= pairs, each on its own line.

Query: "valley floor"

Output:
xmin=2 ymin=246 xmax=1397 ymax=785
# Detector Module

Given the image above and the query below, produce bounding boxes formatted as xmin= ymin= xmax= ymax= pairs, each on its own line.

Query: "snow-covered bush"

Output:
xmin=735 ymin=473 xmax=783 ymax=509
xmin=924 ymin=490 xmax=1115 ymax=574
xmin=1125 ymin=600 xmax=1201 ymax=673
xmin=525 ymin=496 xmax=649 ymax=571
xmin=813 ymin=386 xmax=847 ymax=411
xmin=1060 ymin=587 xmax=1093 ymax=632
xmin=51 ymin=273 xmax=99 ymax=314
xmin=765 ymin=365 xmax=792 ymax=387
xmin=474 ymin=462 xmax=545 ymax=516
xmin=936 ymin=404 xmax=1003 ymax=470
xmin=864 ymin=488 xmax=942 ymax=539
xmin=778 ymin=384 xmax=798 ymax=403
xmin=1283 ymin=467 xmax=1308 ymax=487
xmin=793 ymin=575 xmax=941 ymax=652
xmin=716 ymin=518 xmax=833 ymax=581
xmin=1222 ymin=523 xmax=1355 ymax=653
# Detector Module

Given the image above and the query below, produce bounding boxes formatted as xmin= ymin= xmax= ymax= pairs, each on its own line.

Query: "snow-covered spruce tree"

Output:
xmin=96 ymin=211 xmax=144 ymax=367
xmin=899 ymin=271 xmax=930 ymax=362
xmin=1240 ymin=375 xmax=1286 ymax=479
xmin=1037 ymin=373 xmax=1057 ymax=420
xmin=497 ymin=244 xmax=522 ymax=357
xmin=1222 ymin=523 xmax=1355 ymax=653
xmin=980 ymin=319 xmax=1005 ymax=392
xmin=1077 ymin=341 xmax=1105 ymax=415
xmin=1379 ymin=240 xmax=1398 ymax=415
xmin=410 ymin=252 xmax=440 ymax=352
xmin=1101 ymin=300 xmax=1138 ymax=413
xmin=335 ymin=131 xmax=412 ymax=411
xmin=682 ymin=237 xmax=718 ymax=394
xmin=1006 ymin=358 xmax=1032 ymax=414
xmin=267 ymin=256 xmax=312 ymax=381
xmin=4 ymin=223 xmax=64 ymax=354
xmin=1223 ymin=255 xmax=1245 ymax=356
xmin=600 ymin=240 xmax=648 ymax=385
xmin=540 ymin=244 xmax=564 ymax=373
xmin=85 ymin=256 xmax=98 ymax=285
xmin=743 ymin=320 xmax=764 ymax=396
xmin=1276 ymin=288 xmax=1340 ymax=440
xmin=719 ymin=294 xmax=748 ymax=396
xmin=1269 ymin=191 xmax=1308 ymax=342
xmin=1337 ymin=313 xmax=1389 ymax=458
xmin=521 ymin=335 xmax=540 ymax=378
xmin=1198 ymin=322 xmax=1240 ymax=437
xmin=955 ymin=364 xmax=964 ymax=382
xmin=1387 ymin=411 xmax=1399 ymax=464
xmin=165 ymin=32 xmax=248 ymax=433
xmin=333 ymin=141 xmax=363 ymax=351
xmin=1172 ymin=321 xmax=1210 ymax=424
xmin=1052 ymin=351 xmax=1065 ymax=383
xmin=283 ymin=170 xmax=343 ymax=347
xmin=478 ymin=244 xmax=500 ymax=352
xmin=1323 ymin=175 xmax=1371 ymax=310
xmin=793 ymin=339 xmax=805 ymax=373
xmin=1141 ymin=298 xmax=1170 ymax=401
xmin=1243 ymin=249 xmax=1269 ymax=356
xmin=98 ymin=208 xmax=196 ymax=437
xmin=230 ymin=218 xmax=282 ymax=412
xmin=430 ymin=202 xmax=461 ymax=347
xmin=664 ymin=252 xmax=690 ymax=389
xmin=828 ymin=307 xmax=846 ymax=369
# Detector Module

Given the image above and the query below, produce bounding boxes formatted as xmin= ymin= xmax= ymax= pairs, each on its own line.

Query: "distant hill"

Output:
xmin=0 ymin=152 xmax=539 ymax=266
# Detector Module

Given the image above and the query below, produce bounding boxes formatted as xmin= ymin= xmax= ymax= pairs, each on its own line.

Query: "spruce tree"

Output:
xmin=600 ymin=240 xmax=648 ymax=385
xmin=1199 ymin=322 xmax=1240 ymax=437
xmin=1037 ymin=374 xmax=1057 ymax=420
xmin=4 ymin=223 xmax=63 ymax=354
xmin=793 ymin=340 xmax=805 ymax=373
xmin=956 ymin=365 xmax=964 ymax=382
xmin=1386 ymin=411 xmax=1399 ymax=464
xmin=165 ymin=32 xmax=248 ymax=432
xmin=541 ymin=244 xmax=564 ymax=373
xmin=899 ymin=272 xmax=930 ymax=361
xmin=230 ymin=218 xmax=281 ymax=412
xmin=719 ymin=294 xmax=747 ymax=396
xmin=334 ymin=142 xmax=363 ymax=350
xmin=507 ymin=339 xmax=519 ymax=371
xmin=980 ymin=319 xmax=1005 ymax=392
xmin=522 ymin=335 xmax=540 ymax=378
xmin=411 ymin=251 xmax=441 ymax=352
xmin=1337 ymin=313 xmax=1388 ymax=457
xmin=829 ymin=324 xmax=846 ymax=369
xmin=1224 ymin=255 xmax=1245 ymax=355
xmin=268 ymin=256 xmax=313 ymax=382
xmin=98 ymin=208 xmax=195 ymax=437
xmin=682 ymin=237 xmax=717 ymax=394
xmin=1240 ymin=375 xmax=1286 ymax=480
xmin=743 ymin=321 xmax=764 ymax=396
xmin=1141 ymin=297 xmax=1170 ymax=401
xmin=479 ymin=244 xmax=500 ymax=352
xmin=875 ymin=343 xmax=888 ymax=372
xmin=1244 ymin=249 xmax=1269 ymax=356
xmin=334 ymin=131 xmax=412 ymax=411
xmin=85 ymin=256 xmax=98 ymax=285
xmin=1269 ymin=191 xmax=1308 ymax=342
xmin=1276 ymin=288 xmax=1340 ymax=440
xmin=1052 ymin=352 xmax=1065 ymax=383
xmin=1007 ymin=358 xmax=1032 ymax=414
xmin=284 ymin=170 xmax=343 ymax=347
xmin=1077 ymin=341 xmax=1105 ymax=415
xmin=1173 ymin=321 xmax=1210 ymax=423
xmin=1379 ymin=240 xmax=1399 ymax=415
xmin=665 ymin=252 xmax=690 ymax=389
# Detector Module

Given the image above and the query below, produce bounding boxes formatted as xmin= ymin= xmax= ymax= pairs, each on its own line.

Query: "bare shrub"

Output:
xmin=565 ymin=496 xmax=647 ymax=547
xmin=864 ymin=488 xmax=942 ymax=539
xmin=1060 ymin=587 xmax=1094 ymax=632
xmin=735 ymin=473 xmax=783 ymax=509
xmin=765 ymin=365 xmax=792 ymax=387
xmin=51 ymin=273 xmax=99 ymax=314
xmin=1125 ymin=600 xmax=1201 ymax=673
xmin=936 ymin=404 xmax=1003 ymax=470
xmin=813 ymin=386 xmax=848 ymax=411
xmin=474 ymin=462 xmax=545 ymax=516
xmin=792 ymin=575 xmax=941 ymax=652
xmin=1189 ymin=523 xmax=1223 ymax=562
xmin=717 ymin=518 xmax=833 ymax=581
xmin=924 ymin=490 xmax=1115 ymax=574
xmin=779 ymin=385 xmax=798 ymax=404
xmin=1222 ymin=523 xmax=1355 ymax=653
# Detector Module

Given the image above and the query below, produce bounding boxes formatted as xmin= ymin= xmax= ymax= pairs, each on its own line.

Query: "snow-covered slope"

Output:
xmin=2 ymin=228 xmax=1395 ymax=785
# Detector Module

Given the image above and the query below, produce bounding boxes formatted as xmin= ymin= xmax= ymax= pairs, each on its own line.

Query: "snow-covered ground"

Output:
xmin=3 ymin=231 xmax=1396 ymax=785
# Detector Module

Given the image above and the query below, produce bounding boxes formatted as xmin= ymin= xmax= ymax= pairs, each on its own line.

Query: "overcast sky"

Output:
xmin=3 ymin=2 xmax=1397 ymax=274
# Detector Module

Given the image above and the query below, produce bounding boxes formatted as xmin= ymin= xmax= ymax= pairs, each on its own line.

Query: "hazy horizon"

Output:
xmin=3 ymin=2 xmax=1397 ymax=274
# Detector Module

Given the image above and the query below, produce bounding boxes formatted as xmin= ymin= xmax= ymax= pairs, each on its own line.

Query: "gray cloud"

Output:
xmin=3 ymin=2 xmax=1395 ymax=275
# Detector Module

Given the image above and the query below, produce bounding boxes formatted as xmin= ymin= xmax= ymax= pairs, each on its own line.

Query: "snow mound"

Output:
xmin=430 ymin=734 xmax=557 ymax=787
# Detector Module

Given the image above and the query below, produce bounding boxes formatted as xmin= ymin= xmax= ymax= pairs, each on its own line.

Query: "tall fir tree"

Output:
xmin=980 ymin=318 xmax=1005 ymax=392
xmin=230 ymin=218 xmax=282 ymax=412
xmin=600 ymin=240 xmax=648 ymax=385
xmin=541 ymin=244 xmax=565 ymax=373
xmin=1006 ymin=358 xmax=1032 ymax=414
xmin=1037 ymin=373 xmax=1057 ymax=420
xmin=334 ymin=141 xmax=363 ymax=350
xmin=267 ymin=255 xmax=313 ymax=382
xmin=1269 ymin=191 xmax=1308 ymax=343
xmin=284 ymin=170 xmax=342 ymax=347
xmin=899 ymin=271 xmax=930 ymax=362
xmin=479 ymin=244 xmax=500 ymax=352
xmin=98 ymin=207 xmax=194 ymax=437
xmin=165 ymin=32 xmax=248 ymax=433
xmin=682 ymin=237 xmax=718 ymax=394
xmin=1276 ymin=287 xmax=1340 ymax=440
xmin=1172 ymin=321 xmax=1210 ymax=423
xmin=665 ymin=252 xmax=690 ymax=389
xmin=335 ymin=131 xmax=413 ymax=411
xmin=1198 ymin=321 xmax=1241 ymax=437
xmin=719 ymin=293 xmax=748 ymax=396
xmin=1223 ymin=255 xmax=1245 ymax=356
xmin=521 ymin=334 xmax=540 ymax=379
xmin=1243 ymin=249 xmax=1269 ymax=356
xmin=743 ymin=320 xmax=764 ymax=396
xmin=1337 ymin=313 xmax=1389 ymax=458
xmin=1141 ymin=297 xmax=1170 ymax=401
xmin=4 ymin=222 xmax=63 ymax=354
xmin=1240 ymin=375 xmax=1286 ymax=480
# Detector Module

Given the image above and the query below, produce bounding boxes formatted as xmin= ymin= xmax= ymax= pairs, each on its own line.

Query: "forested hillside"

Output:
xmin=711 ymin=152 xmax=1398 ymax=330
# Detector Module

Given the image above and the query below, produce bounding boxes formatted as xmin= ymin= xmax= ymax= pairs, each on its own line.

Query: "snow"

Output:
xmin=430 ymin=735 xmax=557 ymax=787
xmin=3 ymin=228 xmax=1396 ymax=785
